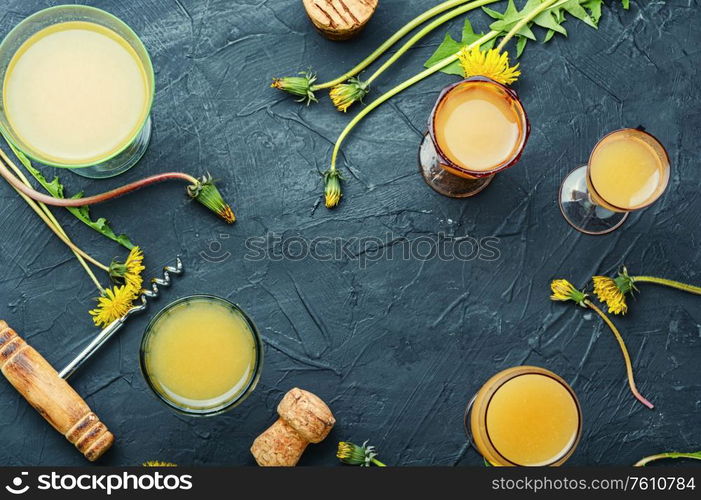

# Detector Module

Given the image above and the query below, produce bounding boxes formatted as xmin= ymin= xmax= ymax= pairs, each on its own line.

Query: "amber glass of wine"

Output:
xmin=559 ymin=128 xmax=671 ymax=235
xmin=465 ymin=366 xmax=582 ymax=466
xmin=419 ymin=76 xmax=529 ymax=198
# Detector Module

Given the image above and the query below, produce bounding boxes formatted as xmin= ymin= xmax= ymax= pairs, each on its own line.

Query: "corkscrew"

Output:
xmin=59 ymin=257 xmax=184 ymax=379
xmin=0 ymin=257 xmax=183 ymax=461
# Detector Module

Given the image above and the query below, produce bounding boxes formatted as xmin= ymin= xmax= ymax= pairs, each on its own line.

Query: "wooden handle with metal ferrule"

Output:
xmin=0 ymin=321 xmax=114 ymax=461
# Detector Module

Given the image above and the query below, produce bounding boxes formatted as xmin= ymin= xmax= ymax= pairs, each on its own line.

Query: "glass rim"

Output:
xmin=0 ymin=4 xmax=156 ymax=169
xmin=139 ymin=294 xmax=264 ymax=417
xmin=586 ymin=127 xmax=671 ymax=212
xmin=465 ymin=365 xmax=582 ymax=467
xmin=428 ymin=76 xmax=530 ymax=178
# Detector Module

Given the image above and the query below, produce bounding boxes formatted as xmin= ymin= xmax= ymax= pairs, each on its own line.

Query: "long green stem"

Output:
xmin=586 ymin=300 xmax=654 ymax=410
xmin=372 ymin=458 xmax=387 ymax=467
xmin=634 ymin=452 xmax=701 ymax=467
xmin=330 ymin=31 xmax=498 ymax=170
xmin=0 ymin=153 xmax=107 ymax=290
xmin=632 ymin=276 xmax=701 ymax=295
xmin=312 ymin=0 xmax=482 ymax=90
xmin=365 ymin=0 xmax=500 ymax=86
xmin=495 ymin=0 xmax=565 ymax=52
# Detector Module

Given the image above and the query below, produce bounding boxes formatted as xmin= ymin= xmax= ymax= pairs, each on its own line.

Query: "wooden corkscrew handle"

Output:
xmin=0 ymin=321 xmax=114 ymax=461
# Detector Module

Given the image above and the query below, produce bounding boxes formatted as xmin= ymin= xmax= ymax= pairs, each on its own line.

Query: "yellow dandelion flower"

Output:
xmin=593 ymin=276 xmax=628 ymax=315
xmin=458 ymin=47 xmax=521 ymax=86
xmin=324 ymin=169 xmax=343 ymax=209
xmin=89 ymin=285 xmax=137 ymax=328
xmin=550 ymin=279 xmax=587 ymax=306
xmin=329 ymin=78 xmax=369 ymax=113
xmin=109 ymin=246 xmax=145 ymax=295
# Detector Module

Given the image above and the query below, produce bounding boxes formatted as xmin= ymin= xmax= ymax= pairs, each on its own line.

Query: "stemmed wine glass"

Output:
xmin=559 ymin=128 xmax=670 ymax=235
xmin=419 ymin=76 xmax=530 ymax=198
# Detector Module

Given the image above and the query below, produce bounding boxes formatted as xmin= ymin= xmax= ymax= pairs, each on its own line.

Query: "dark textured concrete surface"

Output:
xmin=0 ymin=0 xmax=699 ymax=466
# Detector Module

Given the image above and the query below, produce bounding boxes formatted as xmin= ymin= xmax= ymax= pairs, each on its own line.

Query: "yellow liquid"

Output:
xmin=143 ymin=298 xmax=258 ymax=411
xmin=3 ymin=21 xmax=150 ymax=165
xmin=486 ymin=374 xmax=580 ymax=466
xmin=589 ymin=130 xmax=668 ymax=210
xmin=471 ymin=366 xmax=581 ymax=466
xmin=434 ymin=81 xmax=524 ymax=172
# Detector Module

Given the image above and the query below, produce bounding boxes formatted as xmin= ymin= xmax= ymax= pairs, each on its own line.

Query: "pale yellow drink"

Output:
xmin=470 ymin=366 xmax=581 ymax=466
xmin=434 ymin=81 xmax=525 ymax=173
xmin=3 ymin=21 xmax=150 ymax=165
xmin=588 ymin=129 xmax=670 ymax=210
xmin=143 ymin=298 xmax=259 ymax=412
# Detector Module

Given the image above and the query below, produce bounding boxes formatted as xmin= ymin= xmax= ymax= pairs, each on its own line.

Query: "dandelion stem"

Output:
xmin=372 ymin=458 xmax=387 ymax=467
xmin=634 ymin=452 xmax=701 ymax=467
xmin=496 ymin=0 xmax=565 ymax=52
xmin=0 ymin=156 xmax=197 ymax=208
xmin=330 ymin=31 xmax=498 ymax=172
xmin=632 ymin=276 xmax=701 ymax=295
xmin=0 ymin=155 xmax=109 ymax=285
xmin=365 ymin=0 xmax=500 ymax=86
xmin=586 ymin=300 xmax=654 ymax=410
xmin=312 ymin=0 xmax=482 ymax=91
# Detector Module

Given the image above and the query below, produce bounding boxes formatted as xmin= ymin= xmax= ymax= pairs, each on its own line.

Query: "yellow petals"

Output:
xmin=329 ymin=78 xmax=369 ymax=113
xmin=89 ymin=285 xmax=137 ymax=328
xmin=593 ymin=276 xmax=628 ymax=315
xmin=324 ymin=169 xmax=343 ymax=209
xmin=550 ymin=279 xmax=587 ymax=306
xmin=458 ymin=47 xmax=521 ymax=86
xmin=123 ymin=246 xmax=145 ymax=292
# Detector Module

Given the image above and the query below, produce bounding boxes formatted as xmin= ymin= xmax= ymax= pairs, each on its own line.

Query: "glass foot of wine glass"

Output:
xmin=559 ymin=165 xmax=628 ymax=235
xmin=419 ymin=133 xmax=493 ymax=198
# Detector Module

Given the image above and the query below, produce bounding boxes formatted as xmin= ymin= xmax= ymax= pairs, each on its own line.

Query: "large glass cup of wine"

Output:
xmin=419 ymin=76 xmax=530 ymax=198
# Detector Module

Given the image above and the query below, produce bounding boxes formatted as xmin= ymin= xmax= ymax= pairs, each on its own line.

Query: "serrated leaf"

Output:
xmin=8 ymin=144 xmax=135 ymax=249
xmin=425 ymin=18 xmax=495 ymax=76
xmin=516 ymin=35 xmax=528 ymax=57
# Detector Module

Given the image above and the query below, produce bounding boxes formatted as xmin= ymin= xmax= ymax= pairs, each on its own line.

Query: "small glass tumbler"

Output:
xmin=0 ymin=5 xmax=155 ymax=179
xmin=464 ymin=366 xmax=582 ymax=466
xmin=559 ymin=128 xmax=671 ymax=235
xmin=419 ymin=76 xmax=530 ymax=198
xmin=140 ymin=295 xmax=264 ymax=417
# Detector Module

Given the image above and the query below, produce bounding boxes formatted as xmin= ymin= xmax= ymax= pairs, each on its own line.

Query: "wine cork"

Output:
xmin=251 ymin=388 xmax=335 ymax=466
xmin=302 ymin=0 xmax=378 ymax=41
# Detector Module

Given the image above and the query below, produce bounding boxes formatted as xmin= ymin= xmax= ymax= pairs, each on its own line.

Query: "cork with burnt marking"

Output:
xmin=302 ymin=0 xmax=378 ymax=40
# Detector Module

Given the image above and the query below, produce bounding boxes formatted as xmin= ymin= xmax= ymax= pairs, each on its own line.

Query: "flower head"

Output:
xmin=187 ymin=174 xmax=236 ymax=224
xmin=592 ymin=267 xmax=636 ymax=315
xmin=329 ymin=78 xmax=369 ymax=112
xmin=324 ymin=168 xmax=343 ymax=209
xmin=337 ymin=441 xmax=378 ymax=467
xmin=550 ymin=279 xmax=587 ymax=307
xmin=109 ymin=246 xmax=145 ymax=292
xmin=271 ymin=71 xmax=318 ymax=105
xmin=89 ymin=285 xmax=137 ymax=328
xmin=458 ymin=47 xmax=521 ymax=86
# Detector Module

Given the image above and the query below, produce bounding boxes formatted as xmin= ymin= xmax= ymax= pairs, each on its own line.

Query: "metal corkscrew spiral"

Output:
xmin=58 ymin=257 xmax=184 ymax=380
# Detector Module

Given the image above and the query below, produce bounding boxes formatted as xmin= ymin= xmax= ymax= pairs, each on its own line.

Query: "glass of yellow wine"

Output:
xmin=559 ymin=128 xmax=671 ymax=235
xmin=465 ymin=366 xmax=582 ymax=466
xmin=140 ymin=295 xmax=264 ymax=417
xmin=419 ymin=76 xmax=529 ymax=198
xmin=0 ymin=5 xmax=155 ymax=179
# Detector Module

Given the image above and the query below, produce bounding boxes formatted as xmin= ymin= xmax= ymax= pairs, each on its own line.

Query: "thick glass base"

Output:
xmin=69 ymin=116 xmax=152 ymax=179
xmin=418 ymin=133 xmax=493 ymax=198
xmin=559 ymin=165 xmax=628 ymax=235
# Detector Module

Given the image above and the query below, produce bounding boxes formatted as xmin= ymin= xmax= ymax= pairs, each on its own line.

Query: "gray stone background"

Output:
xmin=0 ymin=0 xmax=699 ymax=466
